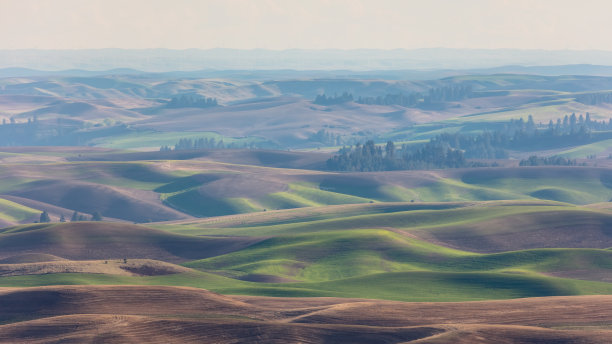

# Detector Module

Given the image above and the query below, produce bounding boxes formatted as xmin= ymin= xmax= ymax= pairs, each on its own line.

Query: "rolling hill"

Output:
xmin=3 ymin=68 xmax=612 ymax=342
xmin=0 ymin=285 xmax=610 ymax=343
xmin=5 ymin=72 xmax=612 ymax=151
xmin=4 ymin=149 xmax=612 ymax=222
xmin=0 ymin=222 xmax=264 ymax=263
xmin=0 ymin=201 xmax=610 ymax=302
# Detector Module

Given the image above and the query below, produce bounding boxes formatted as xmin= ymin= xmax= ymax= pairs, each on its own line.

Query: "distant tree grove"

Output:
xmin=167 ymin=94 xmax=218 ymax=108
xmin=427 ymin=114 xmax=602 ymax=159
xmin=314 ymin=85 xmax=474 ymax=108
xmin=358 ymin=84 xmax=474 ymax=107
xmin=160 ymin=137 xmax=258 ymax=151
xmin=313 ymin=92 xmax=354 ymax=105
xmin=326 ymin=140 xmax=468 ymax=171
xmin=327 ymin=114 xmax=606 ymax=171
xmin=35 ymin=210 xmax=102 ymax=223
xmin=519 ymin=155 xmax=581 ymax=166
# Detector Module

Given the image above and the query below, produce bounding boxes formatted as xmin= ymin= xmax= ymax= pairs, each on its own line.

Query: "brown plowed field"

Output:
xmin=0 ymin=286 xmax=610 ymax=343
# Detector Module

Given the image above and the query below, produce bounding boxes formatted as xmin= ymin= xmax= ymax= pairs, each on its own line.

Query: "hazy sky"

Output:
xmin=2 ymin=0 xmax=612 ymax=50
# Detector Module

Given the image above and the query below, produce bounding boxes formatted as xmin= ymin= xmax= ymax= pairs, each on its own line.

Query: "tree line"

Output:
xmin=313 ymin=92 xmax=354 ymax=105
xmin=429 ymin=113 xmax=610 ymax=159
xmin=167 ymin=94 xmax=218 ymax=108
xmin=326 ymin=140 xmax=469 ymax=172
xmin=314 ymin=85 xmax=474 ymax=108
xmin=519 ymin=156 xmax=582 ymax=166
xmin=326 ymin=113 xmax=608 ymax=171
xmin=37 ymin=210 xmax=102 ymax=223
xmin=160 ymin=137 xmax=259 ymax=151
xmin=356 ymin=85 xmax=474 ymax=107
xmin=357 ymin=93 xmax=420 ymax=107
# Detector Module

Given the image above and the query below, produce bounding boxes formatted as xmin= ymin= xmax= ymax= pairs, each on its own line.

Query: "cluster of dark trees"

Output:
xmin=519 ymin=156 xmax=581 ymax=166
xmin=326 ymin=140 xmax=468 ymax=171
xmin=160 ymin=137 xmax=256 ymax=151
xmin=313 ymin=92 xmax=354 ymax=105
xmin=544 ymin=112 xmax=610 ymax=133
xmin=575 ymin=92 xmax=612 ymax=105
xmin=431 ymin=132 xmax=510 ymax=159
xmin=430 ymin=113 xmax=609 ymax=159
xmin=326 ymin=113 xmax=611 ymax=171
xmin=167 ymin=94 xmax=218 ymax=108
xmin=37 ymin=210 xmax=102 ymax=223
xmin=71 ymin=210 xmax=102 ymax=221
xmin=355 ymin=85 xmax=473 ymax=107
xmin=357 ymin=93 xmax=420 ymax=107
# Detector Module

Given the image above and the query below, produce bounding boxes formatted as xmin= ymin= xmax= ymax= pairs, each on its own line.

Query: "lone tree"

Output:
xmin=59 ymin=214 xmax=66 ymax=222
xmin=39 ymin=211 xmax=50 ymax=223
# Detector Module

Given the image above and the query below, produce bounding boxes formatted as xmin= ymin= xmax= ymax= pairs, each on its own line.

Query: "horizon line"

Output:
xmin=3 ymin=47 xmax=612 ymax=52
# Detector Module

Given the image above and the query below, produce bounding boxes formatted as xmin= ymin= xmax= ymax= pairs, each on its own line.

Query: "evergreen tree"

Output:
xmin=91 ymin=211 xmax=103 ymax=221
xmin=39 ymin=211 xmax=50 ymax=223
xmin=60 ymin=214 xmax=66 ymax=222
xmin=71 ymin=210 xmax=79 ymax=222
xmin=385 ymin=141 xmax=395 ymax=158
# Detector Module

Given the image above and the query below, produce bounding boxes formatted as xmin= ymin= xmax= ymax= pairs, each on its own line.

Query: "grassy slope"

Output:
xmin=163 ymin=182 xmax=374 ymax=217
xmin=0 ymin=203 xmax=610 ymax=302
xmin=154 ymin=202 xmax=468 ymax=232
xmin=150 ymin=202 xmax=612 ymax=300
xmin=4 ymin=157 xmax=612 ymax=221
xmin=183 ymin=229 xmax=612 ymax=281
xmin=0 ymin=222 xmax=264 ymax=263
xmin=0 ymin=161 xmax=195 ymax=193
xmin=1 ymin=270 xmax=611 ymax=302
xmin=0 ymin=198 xmax=41 ymax=225
xmin=319 ymin=168 xmax=612 ymax=206
xmin=48 ymin=161 xmax=193 ymax=191
xmin=557 ymin=138 xmax=612 ymax=158
xmin=0 ymin=198 xmax=39 ymax=224
xmin=160 ymin=202 xmax=569 ymax=236
xmin=460 ymin=174 xmax=612 ymax=204
xmin=165 ymin=190 xmax=261 ymax=217
xmin=1 ymin=152 xmax=611 ymax=302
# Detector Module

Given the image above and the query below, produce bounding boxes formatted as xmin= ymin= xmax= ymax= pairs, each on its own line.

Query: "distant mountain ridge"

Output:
xmin=3 ymin=48 xmax=612 ymax=72
xmin=5 ymin=64 xmax=612 ymax=80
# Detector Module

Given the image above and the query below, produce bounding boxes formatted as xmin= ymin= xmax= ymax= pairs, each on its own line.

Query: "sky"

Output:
xmin=1 ymin=0 xmax=612 ymax=51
